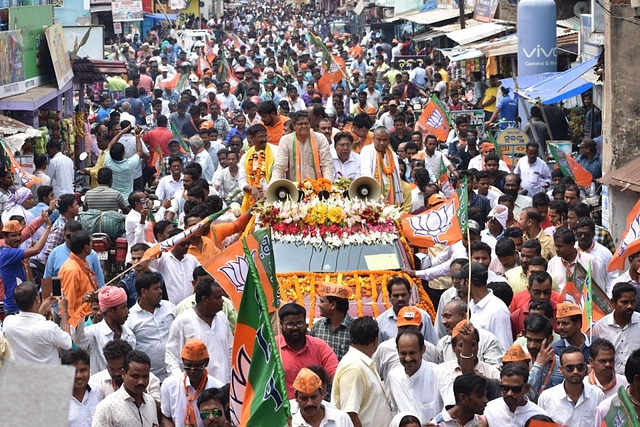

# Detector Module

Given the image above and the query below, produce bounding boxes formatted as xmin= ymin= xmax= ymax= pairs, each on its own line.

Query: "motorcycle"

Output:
xmin=92 ymin=232 xmax=128 ymax=283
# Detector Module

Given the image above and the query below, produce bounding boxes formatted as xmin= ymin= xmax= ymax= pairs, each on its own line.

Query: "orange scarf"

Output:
xmin=184 ymin=370 xmax=208 ymax=427
xmin=291 ymin=132 xmax=322 ymax=182
xmin=589 ymin=370 xmax=617 ymax=392
xmin=374 ymin=147 xmax=396 ymax=205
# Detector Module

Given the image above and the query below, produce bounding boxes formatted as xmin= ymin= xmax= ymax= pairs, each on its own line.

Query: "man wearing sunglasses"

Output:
xmin=484 ymin=363 xmax=549 ymax=425
xmin=538 ymin=346 xmax=604 ymax=426
xmin=196 ymin=387 xmax=229 ymax=427
xmin=161 ymin=338 xmax=223 ymax=427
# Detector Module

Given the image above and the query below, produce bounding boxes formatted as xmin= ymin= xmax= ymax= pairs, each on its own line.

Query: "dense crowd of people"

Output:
xmin=0 ymin=0 xmax=622 ymax=426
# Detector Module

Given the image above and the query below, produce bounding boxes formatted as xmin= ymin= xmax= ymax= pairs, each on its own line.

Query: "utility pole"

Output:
xmin=459 ymin=0 xmax=466 ymax=29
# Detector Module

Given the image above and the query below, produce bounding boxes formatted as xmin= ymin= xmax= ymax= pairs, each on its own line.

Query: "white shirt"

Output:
xmin=547 ymin=251 xmax=607 ymax=294
xmin=423 ymin=150 xmax=450 ymax=183
xmin=332 ymin=152 xmax=362 ymax=182
xmin=287 ymin=96 xmax=307 ymax=112
xmin=125 ymin=301 xmax=177 ymax=381
xmin=46 ymin=151 xmax=75 ymax=197
xmin=214 ymin=167 xmax=241 ymax=197
xmin=440 ymin=359 xmax=502 ymax=381
xmin=331 ymin=347 xmax=392 ymax=427
xmin=89 ymin=368 xmax=162 ymax=401
xmin=436 ymin=328 xmax=504 ymax=367
xmin=216 ymin=93 xmax=240 ymax=112
xmin=592 ymin=311 xmax=640 ymax=375
xmin=165 ymin=308 xmax=233 ymax=382
xmin=72 ymin=320 xmax=137 ymax=375
xmin=360 ymin=144 xmax=404 ymax=204
xmin=538 ymin=382 xmax=604 ymax=427
xmin=68 ymin=386 xmax=104 ymax=427
xmin=385 ymin=362 xmax=455 ymax=423
xmin=125 ymin=210 xmax=147 ymax=262
xmin=376 ymin=307 xmax=439 ymax=345
xmin=372 ymin=337 xmax=438 ymax=381
xmin=156 ymin=174 xmax=184 ymax=201
xmin=513 ymin=157 xmax=551 ymax=197
xmin=2 ymin=311 xmax=72 ymax=364
xmin=160 ymin=373 xmax=224 ymax=427
xmin=291 ymin=404 xmax=355 ymax=427
xmin=410 ymin=187 xmax=425 ymax=212
xmin=91 ymin=386 xmax=158 ymax=427
xmin=415 ymin=241 xmax=468 ymax=282
xmin=576 ymin=241 xmax=618 ymax=294
xmin=469 ymin=290 xmax=513 ymax=352
xmin=194 ymin=149 xmax=215 ymax=183
xmin=467 ymin=154 xmax=511 ymax=173
xmin=585 ymin=374 xmax=629 ymax=398
xmin=484 ymin=398 xmax=548 ymax=426
xmin=150 ymin=252 xmax=200 ymax=304
xmin=514 ymin=194 xmax=533 ymax=217
xmin=120 ymin=111 xmax=137 ymax=125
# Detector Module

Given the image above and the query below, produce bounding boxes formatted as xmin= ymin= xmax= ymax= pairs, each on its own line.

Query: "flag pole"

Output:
xmin=466 ymin=226 xmax=472 ymax=323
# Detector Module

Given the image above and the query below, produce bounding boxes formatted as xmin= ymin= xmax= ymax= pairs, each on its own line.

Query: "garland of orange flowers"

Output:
xmin=374 ymin=147 xmax=396 ymax=199
xmin=308 ymin=274 xmax=316 ymax=329
xmin=300 ymin=177 xmax=333 ymax=194
xmin=277 ymin=270 xmax=436 ymax=328
xmin=370 ymin=274 xmax=379 ymax=318
xmin=247 ymin=151 xmax=267 ymax=186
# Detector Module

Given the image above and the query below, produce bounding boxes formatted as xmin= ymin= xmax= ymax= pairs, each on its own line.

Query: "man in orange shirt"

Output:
xmin=257 ymin=100 xmax=284 ymax=146
xmin=60 ymin=230 xmax=99 ymax=321
xmin=348 ymin=40 xmax=363 ymax=58
xmin=187 ymin=203 xmax=254 ymax=257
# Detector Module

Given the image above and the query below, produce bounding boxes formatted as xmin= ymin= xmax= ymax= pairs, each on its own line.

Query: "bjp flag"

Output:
xmin=401 ymin=190 xmax=464 ymax=247
xmin=317 ymin=55 xmax=346 ymax=96
xmin=415 ymin=95 xmax=451 ymax=142
xmin=609 ymin=199 xmax=640 ymax=271
xmin=202 ymin=228 xmax=280 ymax=312
xmin=561 ymin=261 xmax=611 ymax=332
xmin=548 ymin=142 xmax=592 ymax=187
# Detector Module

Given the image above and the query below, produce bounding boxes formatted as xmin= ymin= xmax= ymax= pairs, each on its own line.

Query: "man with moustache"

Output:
xmin=430 ymin=374 xmax=489 ymax=426
xmin=292 ymin=368 xmax=354 ymax=427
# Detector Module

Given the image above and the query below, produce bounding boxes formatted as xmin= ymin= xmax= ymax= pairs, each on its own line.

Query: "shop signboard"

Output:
xmin=8 ymin=5 xmax=54 ymax=89
xmin=394 ymin=56 xmax=427 ymax=70
xmin=473 ymin=0 xmax=499 ymax=23
xmin=45 ymin=23 xmax=74 ymax=89
xmin=0 ymin=30 xmax=26 ymax=99
xmin=496 ymin=128 xmax=530 ymax=163
xmin=112 ymin=0 xmax=144 ymax=22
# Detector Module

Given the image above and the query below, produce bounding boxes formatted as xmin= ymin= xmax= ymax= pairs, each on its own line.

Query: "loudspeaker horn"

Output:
xmin=266 ymin=179 xmax=301 ymax=203
xmin=348 ymin=176 xmax=382 ymax=201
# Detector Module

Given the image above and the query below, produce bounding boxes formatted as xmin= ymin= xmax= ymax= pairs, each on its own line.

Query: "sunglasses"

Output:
xmin=200 ymin=409 xmax=224 ymax=420
xmin=499 ymin=384 xmax=524 ymax=394
xmin=184 ymin=365 xmax=206 ymax=371
xmin=563 ymin=363 xmax=586 ymax=372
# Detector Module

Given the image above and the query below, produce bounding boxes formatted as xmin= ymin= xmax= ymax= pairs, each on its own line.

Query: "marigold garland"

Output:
xmin=370 ymin=274 xmax=379 ymax=318
xmin=277 ymin=270 xmax=436 ymax=328
xmin=308 ymin=274 xmax=316 ymax=329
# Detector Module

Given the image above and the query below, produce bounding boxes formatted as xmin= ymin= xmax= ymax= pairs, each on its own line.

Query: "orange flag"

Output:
xmin=317 ymin=55 xmax=346 ymax=96
xmin=609 ymin=200 xmax=640 ymax=271
xmin=201 ymin=228 xmax=279 ymax=313
xmin=401 ymin=191 xmax=463 ymax=247
xmin=415 ymin=95 xmax=451 ymax=142
xmin=548 ymin=142 xmax=592 ymax=187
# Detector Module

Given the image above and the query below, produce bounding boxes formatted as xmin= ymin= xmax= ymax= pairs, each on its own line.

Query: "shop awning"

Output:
xmin=73 ymin=59 xmax=128 ymax=84
xmin=446 ymin=22 xmax=513 ymax=46
xmin=413 ymin=30 xmax=445 ymax=42
xmin=599 ymin=157 xmax=640 ymax=193
xmin=0 ymin=115 xmax=44 ymax=152
xmin=477 ymin=28 xmax=578 ymax=57
xmin=515 ymin=58 xmax=598 ymax=104
xmin=403 ymin=8 xmax=473 ymax=25
xmin=500 ymin=72 xmax=560 ymax=93
xmin=0 ymin=81 xmax=73 ymax=113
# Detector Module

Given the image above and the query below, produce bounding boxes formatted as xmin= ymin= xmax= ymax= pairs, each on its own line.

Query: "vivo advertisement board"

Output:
xmin=517 ymin=0 xmax=557 ymax=76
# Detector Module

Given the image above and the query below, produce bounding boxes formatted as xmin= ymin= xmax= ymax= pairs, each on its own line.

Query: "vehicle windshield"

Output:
xmin=273 ymin=240 xmax=405 ymax=273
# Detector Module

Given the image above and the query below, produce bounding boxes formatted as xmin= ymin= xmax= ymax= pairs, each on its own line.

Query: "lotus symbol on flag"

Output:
xmin=219 ymin=250 xmax=257 ymax=292
xmin=425 ymin=108 xmax=446 ymax=130
xmin=407 ymin=199 xmax=455 ymax=244
xmin=618 ymin=215 xmax=640 ymax=258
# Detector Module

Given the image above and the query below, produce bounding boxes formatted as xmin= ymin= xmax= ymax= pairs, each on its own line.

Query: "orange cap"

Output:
xmin=366 ymin=107 xmax=377 ymax=114
xmin=396 ymin=306 xmax=422 ymax=327
xmin=556 ymin=302 xmax=582 ymax=318
xmin=293 ymin=368 xmax=323 ymax=394
xmin=480 ymin=142 xmax=494 ymax=151
xmin=2 ymin=220 xmax=22 ymax=233
xmin=411 ymin=151 xmax=426 ymax=162
xmin=317 ymin=282 xmax=353 ymax=299
xmin=200 ymin=121 xmax=213 ymax=130
xmin=428 ymin=194 xmax=446 ymax=207
xmin=503 ymin=344 xmax=531 ymax=362
xmin=181 ymin=338 xmax=210 ymax=361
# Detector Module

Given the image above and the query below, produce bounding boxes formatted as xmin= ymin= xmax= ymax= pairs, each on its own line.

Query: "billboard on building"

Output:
xmin=0 ymin=30 xmax=26 ymax=99
xmin=45 ymin=22 xmax=74 ymax=89
xmin=8 ymin=5 xmax=54 ymax=89
xmin=112 ymin=0 xmax=144 ymax=22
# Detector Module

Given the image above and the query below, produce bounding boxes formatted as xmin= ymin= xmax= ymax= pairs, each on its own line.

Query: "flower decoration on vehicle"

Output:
xmin=256 ymin=194 xmax=401 ymax=249
xmin=299 ymin=178 xmax=333 ymax=200
xmin=276 ymin=271 xmax=436 ymax=326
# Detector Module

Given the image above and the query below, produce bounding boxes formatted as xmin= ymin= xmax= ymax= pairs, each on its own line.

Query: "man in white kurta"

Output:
xmin=384 ymin=330 xmax=455 ymax=423
xmin=360 ymin=128 xmax=403 ymax=206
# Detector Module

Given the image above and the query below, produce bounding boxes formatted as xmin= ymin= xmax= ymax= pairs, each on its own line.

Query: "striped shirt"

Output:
xmin=84 ymin=185 xmax=129 ymax=212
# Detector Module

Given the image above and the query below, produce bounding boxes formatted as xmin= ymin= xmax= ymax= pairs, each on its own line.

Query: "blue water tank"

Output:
xmin=517 ymin=0 xmax=557 ymax=76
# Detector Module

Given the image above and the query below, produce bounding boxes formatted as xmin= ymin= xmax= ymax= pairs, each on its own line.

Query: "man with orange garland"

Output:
xmin=238 ymin=124 xmax=277 ymax=213
xmin=271 ymin=110 xmax=333 ymax=183
xmin=360 ymin=127 xmax=407 ymax=209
